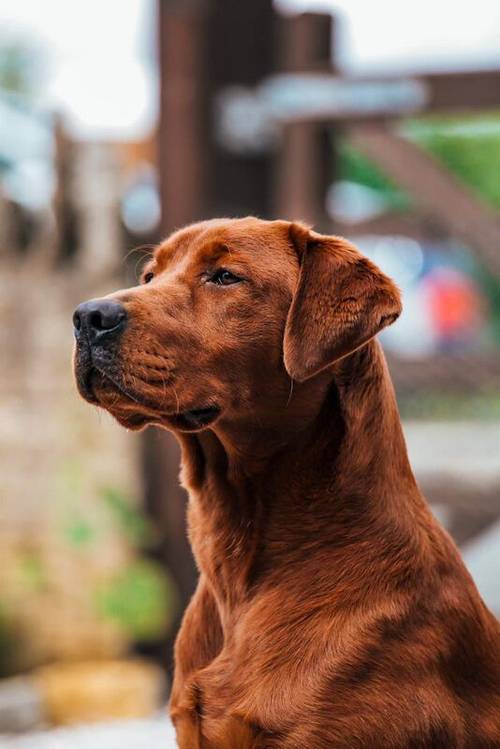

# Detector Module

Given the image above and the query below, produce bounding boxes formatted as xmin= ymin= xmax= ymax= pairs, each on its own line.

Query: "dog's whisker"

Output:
xmin=172 ymin=385 xmax=181 ymax=415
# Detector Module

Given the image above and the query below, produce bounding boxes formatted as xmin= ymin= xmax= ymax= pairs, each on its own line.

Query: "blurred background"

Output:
xmin=1 ymin=0 xmax=499 ymax=743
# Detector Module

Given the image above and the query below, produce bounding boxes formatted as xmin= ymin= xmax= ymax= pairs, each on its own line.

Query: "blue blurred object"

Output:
xmin=355 ymin=235 xmax=487 ymax=357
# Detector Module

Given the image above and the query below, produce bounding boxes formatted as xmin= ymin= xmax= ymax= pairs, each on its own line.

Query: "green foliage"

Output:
xmin=16 ymin=550 xmax=48 ymax=593
xmin=340 ymin=117 xmax=500 ymax=211
xmin=93 ymin=559 xmax=176 ymax=641
xmin=413 ymin=119 xmax=500 ymax=336
xmin=101 ymin=487 xmax=154 ymax=547
xmin=341 ymin=118 xmax=500 ymax=337
xmin=339 ymin=141 xmax=412 ymax=212
xmin=398 ymin=391 xmax=500 ymax=420
xmin=93 ymin=488 xmax=176 ymax=640
xmin=58 ymin=482 xmax=176 ymax=642
xmin=479 ymin=272 xmax=500 ymax=342
xmin=407 ymin=117 xmax=500 ymax=208
xmin=63 ymin=515 xmax=96 ymax=548
xmin=59 ymin=482 xmax=154 ymax=550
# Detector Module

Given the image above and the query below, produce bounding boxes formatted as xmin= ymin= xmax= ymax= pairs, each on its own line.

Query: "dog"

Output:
xmin=74 ymin=218 xmax=500 ymax=748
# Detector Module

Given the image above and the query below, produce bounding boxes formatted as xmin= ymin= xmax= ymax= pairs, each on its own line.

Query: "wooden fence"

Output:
xmin=155 ymin=0 xmax=500 ymax=628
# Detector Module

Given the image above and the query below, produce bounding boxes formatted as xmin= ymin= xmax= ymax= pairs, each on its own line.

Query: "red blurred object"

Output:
xmin=422 ymin=268 xmax=483 ymax=340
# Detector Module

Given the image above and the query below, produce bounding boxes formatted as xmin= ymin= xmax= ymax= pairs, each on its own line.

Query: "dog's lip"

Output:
xmin=77 ymin=356 xmax=221 ymax=431
xmin=169 ymin=405 xmax=221 ymax=432
xmin=84 ymin=382 xmax=99 ymax=403
xmin=75 ymin=359 xmax=99 ymax=403
xmin=92 ymin=362 xmax=153 ymax=410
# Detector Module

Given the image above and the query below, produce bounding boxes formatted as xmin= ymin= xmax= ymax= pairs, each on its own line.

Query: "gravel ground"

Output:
xmin=404 ymin=420 xmax=500 ymax=487
xmin=0 ymin=716 xmax=177 ymax=749
xmin=404 ymin=420 xmax=500 ymax=614
xmin=462 ymin=519 xmax=500 ymax=612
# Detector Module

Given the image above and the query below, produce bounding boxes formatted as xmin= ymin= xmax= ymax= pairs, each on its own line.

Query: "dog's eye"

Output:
xmin=208 ymin=269 xmax=242 ymax=286
xmin=143 ymin=272 xmax=154 ymax=284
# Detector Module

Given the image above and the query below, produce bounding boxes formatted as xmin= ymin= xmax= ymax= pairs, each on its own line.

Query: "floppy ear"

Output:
xmin=283 ymin=223 xmax=402 ymax=382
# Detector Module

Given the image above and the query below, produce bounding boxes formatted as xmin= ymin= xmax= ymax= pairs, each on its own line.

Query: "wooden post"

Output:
xmin=274 ymin=13 xmax=335 ymax=227
xmin=157 ymin=1 xmax=208 ymax=231
xmin=203 ymin=0 xmax=276 ymax=218
xmin=153 ymin=0 xmax=277 ymax=668
xmin=147 ymin=1 xmax=208 ymax=664
xmin=53 ymin=117 xmax=78 ymax=265
xmin=0 ymin=184 xmax=16 ymax=259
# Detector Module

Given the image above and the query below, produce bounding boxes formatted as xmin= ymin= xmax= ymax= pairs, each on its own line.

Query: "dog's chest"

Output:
xmin=197 ymin=713 xmax=266 ymax=749
xmin=188 ymin=658 xmax=282 ymax=749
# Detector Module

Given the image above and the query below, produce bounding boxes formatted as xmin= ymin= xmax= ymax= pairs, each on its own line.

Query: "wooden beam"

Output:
xmin=446 ymin=509 xmax=498 ymax=547
xmin=422 ymin=478 xmax=500 ymax=515
xmin=332 ymin=211 xmax=444 ymax=241
xmin=421 ymin=68 xmax=500 ymax=112
xmin=265 ymin=68 xmax=500 ymax=121
xmin=349 ymin=124 xmax=500 ymax=277
xmin=387 ymin=351 xmax=500 ymax=391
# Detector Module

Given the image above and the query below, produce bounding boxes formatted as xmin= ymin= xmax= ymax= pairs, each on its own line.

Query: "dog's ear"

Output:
xmin=283 ymin=223 xmax=402 ymax=382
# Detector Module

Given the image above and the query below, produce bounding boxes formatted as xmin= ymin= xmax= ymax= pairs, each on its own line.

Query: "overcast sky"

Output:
xmin=279 ymin=0 xmax=500 ymax=73
xmin=1 ymin=0 xmax=500 ymax=139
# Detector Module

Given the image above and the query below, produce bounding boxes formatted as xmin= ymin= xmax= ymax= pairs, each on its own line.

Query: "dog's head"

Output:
xmin=73 ymin=218 xmax=401 ymax=432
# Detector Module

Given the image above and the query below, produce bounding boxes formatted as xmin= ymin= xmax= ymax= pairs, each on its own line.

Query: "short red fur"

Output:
xmin=74 ymin=217 xmax=500 ymax=748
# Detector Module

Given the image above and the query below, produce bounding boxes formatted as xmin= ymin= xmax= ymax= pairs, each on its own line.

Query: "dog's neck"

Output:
xmin=181 ymin=340 xmax=412 ymax=489
xmin=333 ymin=339 xmax=416 ymax=496
xmin=178 ymin=340 xmax=425 ymax=609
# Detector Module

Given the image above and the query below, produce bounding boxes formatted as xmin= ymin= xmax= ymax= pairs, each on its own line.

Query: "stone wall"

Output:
xmin=0 ymin=141 xmax=149 ymax=672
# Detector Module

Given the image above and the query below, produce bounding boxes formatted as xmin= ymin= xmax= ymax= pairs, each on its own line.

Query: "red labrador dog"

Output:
xmin=74 ymin=218 xmax=500 ymax=748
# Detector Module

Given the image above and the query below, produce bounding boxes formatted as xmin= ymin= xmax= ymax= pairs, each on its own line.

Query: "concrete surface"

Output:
xmin=0 ymin=715 xmax=176 ymax=749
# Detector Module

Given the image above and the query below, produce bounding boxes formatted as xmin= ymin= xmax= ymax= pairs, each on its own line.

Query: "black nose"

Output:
xmin=73 ymin=299 xmax=127 ymax=342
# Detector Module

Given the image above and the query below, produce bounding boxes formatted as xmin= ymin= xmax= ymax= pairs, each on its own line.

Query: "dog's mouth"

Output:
xmin=75 ymin=349 xmax=220 ymax=432
xmin=169 ymin=406 xmax=220 ymax=431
